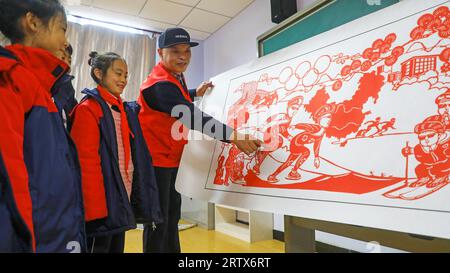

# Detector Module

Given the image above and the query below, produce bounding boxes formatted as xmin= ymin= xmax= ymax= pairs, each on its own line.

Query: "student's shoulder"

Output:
xmin=75 ymin=97 xmax=103 ymax=119
xmin=144 ymin=81 xmax=180 ymax=93
xmin=7 ymin=62 xmax=42 ymax=88
xmin=4 ymin=63 xmax=47 ymax=108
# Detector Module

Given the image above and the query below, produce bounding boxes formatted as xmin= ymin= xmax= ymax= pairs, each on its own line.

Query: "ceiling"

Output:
xmin=63 ymin=0 xmax=255 ymax=40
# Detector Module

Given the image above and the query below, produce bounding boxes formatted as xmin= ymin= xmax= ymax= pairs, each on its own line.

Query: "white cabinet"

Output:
xmin=214 ymin=204 xmax=273 ymax=243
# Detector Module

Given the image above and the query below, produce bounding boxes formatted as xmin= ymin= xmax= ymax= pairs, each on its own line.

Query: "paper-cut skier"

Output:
xmin=417 ymin=90 xmax=450 ymax=145
xmin=253 ymin=91 xmax=279 ymax=109
xmin=252 ymin=96 xmax=303 ymax=175
xmin=374 ymin=118 xmax=397 ymax=136
xmin=227 ymin=82 xmax=258 ymax=129
xmin=431 ymin=90 xmax=450 ymax=139
xmin=357 ymin=117 xmax=382 ymax=137
xmin=402 ymin=119 xmax=450 ymax=188
xmin=384 ymin=119 xmax=450 ymax=200
xmin=267 ymin=104 xmax=335 ymax=182
xmin=436 ymin=90 xmax=450 ymax=129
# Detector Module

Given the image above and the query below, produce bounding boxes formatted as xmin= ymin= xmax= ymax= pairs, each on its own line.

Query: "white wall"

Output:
xmin=203 ymin=0 xmax=276 ymax=79
xmin=202 ymin=0 xmax=320 ymax=78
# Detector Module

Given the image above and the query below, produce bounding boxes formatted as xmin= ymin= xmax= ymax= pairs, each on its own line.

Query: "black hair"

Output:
xmin=0 ymin=0 xmax=66 ymax=43
xmin=66 ymin=43 xmax=73 ymax=56
xmin=88 ymin=51 xmax=126 ymax=85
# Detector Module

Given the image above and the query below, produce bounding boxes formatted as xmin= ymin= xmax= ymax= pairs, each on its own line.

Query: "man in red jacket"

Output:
xmin=138 ymin=28 xmax=261 ymax=253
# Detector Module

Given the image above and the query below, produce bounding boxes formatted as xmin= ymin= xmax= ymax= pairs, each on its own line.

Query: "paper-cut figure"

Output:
xmin=333 ymin=114 xmax=397 ymax=147
xmin=252 ymin=96 xmax=303 ymax=175
xmin=253 ymin=91 xmax=279 ymax=108
xmin=435 ymin=89 xmax=450 ymax=131
xmin=374 ymin=118 xmax=397 ymax=136
xmin=361 ymin=117 xmax=382 ymax=136
xmin=418 ymin=90 xmax=450 ymax=144
xmin=223 ymin=146 xmax=246 ymax=184
xmin=214 ymin=155 xmax=226 ymax=185
xmin=384 ymin=119 xmax=450 ymax=200
xmin=406 ymin=120 xmax=450 ymax=186
xmin=227 ymin=82 xmax=258 ymax=129
xmin=267 ymin=104 xmax=336 ymax=182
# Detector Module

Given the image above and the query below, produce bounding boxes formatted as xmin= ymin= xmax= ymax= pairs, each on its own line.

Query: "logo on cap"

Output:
xmin=159 ymin=27 xmax=199 ymax=49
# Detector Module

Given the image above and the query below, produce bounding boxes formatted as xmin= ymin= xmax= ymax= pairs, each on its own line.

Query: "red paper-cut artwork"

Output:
xmin=211 ymin=5 xmax=450 ymax=201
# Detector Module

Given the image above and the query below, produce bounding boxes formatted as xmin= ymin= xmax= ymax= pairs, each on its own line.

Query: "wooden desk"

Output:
xmin=284 ymin=215 xmax=450 ymax=253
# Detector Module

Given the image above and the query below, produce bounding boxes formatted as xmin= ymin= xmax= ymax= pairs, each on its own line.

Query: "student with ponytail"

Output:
xmin=70 ymin=52 xmax=162 ymax=253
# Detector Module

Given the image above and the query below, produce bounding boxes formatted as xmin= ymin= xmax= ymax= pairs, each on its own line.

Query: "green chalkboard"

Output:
xmin=259 ymin=0 xmax=400 ymax=57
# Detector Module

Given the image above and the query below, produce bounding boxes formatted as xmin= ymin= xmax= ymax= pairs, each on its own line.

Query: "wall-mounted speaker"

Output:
xmin=271 ymin=0 xmax=298 ymax=24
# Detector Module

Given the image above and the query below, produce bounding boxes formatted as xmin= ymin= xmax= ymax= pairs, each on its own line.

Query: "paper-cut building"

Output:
xmin=401 ymin=55 xmax=438 ymax=79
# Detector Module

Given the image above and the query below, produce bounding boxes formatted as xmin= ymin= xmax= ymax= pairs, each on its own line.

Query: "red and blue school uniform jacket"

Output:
xmin=0 ymin=45 xmax=86 ymax=253
xmin=0 ymin=153 xmax=33 ymax=252
xmin=51 ymin=73 xmax=78 ymax=130
xmin=0 ymin=46 xmax=35 ymax=251
xmin=70 ymin=87 xmax=163 ymax=237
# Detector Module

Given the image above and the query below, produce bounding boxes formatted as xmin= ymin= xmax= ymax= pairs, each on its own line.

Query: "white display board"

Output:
xmin=177 ymin=0 xmax=450 ymax=239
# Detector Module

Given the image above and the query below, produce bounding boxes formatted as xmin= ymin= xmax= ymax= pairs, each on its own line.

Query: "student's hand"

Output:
xmin=196 ymin=81 xmax=214 ymax=97
xmin=230 ymin=130 xmax=262 ymax=156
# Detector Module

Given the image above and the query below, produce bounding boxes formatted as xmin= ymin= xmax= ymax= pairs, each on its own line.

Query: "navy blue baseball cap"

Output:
xmin=158 ymin=28 xmax=199 ymax=49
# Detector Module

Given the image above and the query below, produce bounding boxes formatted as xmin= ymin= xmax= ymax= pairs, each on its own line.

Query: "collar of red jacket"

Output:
xmin=97 ymin=85 xmax=123 ymax=105
xmin=157 ymin=62 xmax=185 ymax=83
xmin=5 ymin=44 xmax=69 ymax=92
